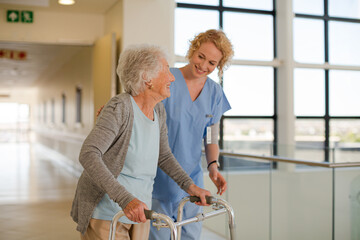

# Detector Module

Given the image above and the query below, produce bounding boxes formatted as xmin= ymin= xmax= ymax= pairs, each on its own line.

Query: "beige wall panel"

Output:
xmin=92 ymin=33 xmax=117 ymax=123
xmin=104 ymin=1 xmax=123 ymax=41
xmin=0 ymin=9 xmax=104 ymax=44
xmin=104 ymin=1 xmax=122 ymax=93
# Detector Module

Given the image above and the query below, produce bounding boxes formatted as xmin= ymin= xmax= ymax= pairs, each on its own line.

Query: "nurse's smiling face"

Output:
xmin=189 ymin=41 xmax=223 ymax=78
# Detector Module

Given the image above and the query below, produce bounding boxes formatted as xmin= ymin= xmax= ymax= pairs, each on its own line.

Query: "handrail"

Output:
xmin=219 ymin=150 xmax=360 ymax=168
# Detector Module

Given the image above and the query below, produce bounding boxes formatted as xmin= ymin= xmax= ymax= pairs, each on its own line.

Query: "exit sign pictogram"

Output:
xmin=21 ymin=11 xmax=33 ymax=23
xmin=7 ymin=10 xmax=19 ymax=22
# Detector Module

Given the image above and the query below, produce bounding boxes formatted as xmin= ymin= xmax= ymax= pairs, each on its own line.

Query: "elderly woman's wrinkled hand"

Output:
xmin=123 ymin=198 xmax=148 ymax=223
xmin=187 ymin=184 xmax=211 ymax=206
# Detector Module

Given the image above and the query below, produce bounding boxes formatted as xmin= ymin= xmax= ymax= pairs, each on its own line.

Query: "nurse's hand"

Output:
xmin=208 ymin=165 xmax=227 ymax=195
xmin=96 ymin=105 xmax=104 ymax=117
xmin=187 ymin=184 xmax=211 ymax=206
xmin=123 ymin=198 xmax=148 ymax=223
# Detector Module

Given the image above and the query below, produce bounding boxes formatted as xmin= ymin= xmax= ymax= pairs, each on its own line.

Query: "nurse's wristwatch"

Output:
xmin=207 ymin=160 xmax=220 ymax=170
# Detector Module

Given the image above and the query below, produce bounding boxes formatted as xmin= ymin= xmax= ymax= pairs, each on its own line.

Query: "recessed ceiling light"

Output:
xmin=58 ymin=0 xmax=75 ymax=5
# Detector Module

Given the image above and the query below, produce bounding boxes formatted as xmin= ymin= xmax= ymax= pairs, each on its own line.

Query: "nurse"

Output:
xmin=150 ymin=29 xmax=234 ymax=240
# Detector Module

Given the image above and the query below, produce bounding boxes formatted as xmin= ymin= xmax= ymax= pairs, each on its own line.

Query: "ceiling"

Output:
xmin=0 ymin=0 xmax=119 ymax=89
xmin=0 ymin=0 xmax=119 ymax=14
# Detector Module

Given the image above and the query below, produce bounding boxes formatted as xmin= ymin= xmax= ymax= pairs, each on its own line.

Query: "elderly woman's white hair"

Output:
xmin=117 ymin=44 xmax=168 ymax=96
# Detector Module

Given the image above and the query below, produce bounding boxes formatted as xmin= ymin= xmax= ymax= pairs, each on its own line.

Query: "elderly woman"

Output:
xmin=70 ymin=44 xmax=210 ymax=240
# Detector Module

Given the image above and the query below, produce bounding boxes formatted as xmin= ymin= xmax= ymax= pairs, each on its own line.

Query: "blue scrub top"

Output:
xmin=152 ymin=68 xmax=231 ymax=203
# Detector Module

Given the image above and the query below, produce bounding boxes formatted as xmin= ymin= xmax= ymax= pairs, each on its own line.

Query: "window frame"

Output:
xmin=294 ymin=0 xmax=360 ymax=161
xmin=176 ymin=0 xmax=279 ymax=158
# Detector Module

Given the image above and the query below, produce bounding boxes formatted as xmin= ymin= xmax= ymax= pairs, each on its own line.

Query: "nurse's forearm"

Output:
xmin=204 ymin=143 xmax=219 ymax=166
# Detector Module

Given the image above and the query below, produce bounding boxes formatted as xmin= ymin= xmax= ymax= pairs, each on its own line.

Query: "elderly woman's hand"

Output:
xmin=123 ymin=198 xmax=148 ymax=223
xmin=186 ymin=184 xmax=212 ymax=206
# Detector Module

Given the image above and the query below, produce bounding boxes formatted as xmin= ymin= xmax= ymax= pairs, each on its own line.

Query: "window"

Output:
xmin=329 ymin=70 xmax=360 ymax=116
xmin=174 ymin=8 xmax=219 ymax=56
xmin=224 ymin=66 xmax=274 ymax=116
xmin=43 ymin=101 xmax=47 ymax=123
xmin=0 ymin=103 xmax=30 ymax=142
xmin=294 ymin=0 xmax=360 ymax=162
xmin=294 ymin=68 xmax=325 ymax=116
xmin=293 ymin=18 xmax=324 ymax=64
xmin=61 ymin=93 xmax=66 ymax=124
xmin=329 ymin=21 xmax=360 ymax=66
xmin=224 ymin=12 xmax=274 ymax=61
xmin=51 ymin=98 xmax=55 ymax=124
xmin=76 ymin=87 xmax=82 ymax=123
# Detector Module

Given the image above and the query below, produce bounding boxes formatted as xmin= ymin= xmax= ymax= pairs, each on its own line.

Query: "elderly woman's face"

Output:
xmin=151 ymin=58 xmax=175 ymax=100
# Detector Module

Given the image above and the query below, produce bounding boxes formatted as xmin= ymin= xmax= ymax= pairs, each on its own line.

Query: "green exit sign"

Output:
xmin=7 ymin=10 xmax=33 ymax=23
xmin=7 ymin=10 xmax=19 ymax=22
xmin=21 ymin=11 xmax=33 ymax=23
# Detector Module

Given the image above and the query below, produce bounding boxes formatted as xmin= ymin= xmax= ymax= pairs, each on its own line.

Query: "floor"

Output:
xmin=0 ymin=142 xmax=225 ymax=240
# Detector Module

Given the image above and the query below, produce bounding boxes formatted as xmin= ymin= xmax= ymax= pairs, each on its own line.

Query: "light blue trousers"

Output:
xmin=149 ymin=198 xmax=202 ymax=240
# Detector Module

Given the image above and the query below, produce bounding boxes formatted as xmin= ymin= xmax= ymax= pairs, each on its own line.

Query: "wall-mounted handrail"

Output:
xmin=219 ymin=150 xmax=360 ymax=168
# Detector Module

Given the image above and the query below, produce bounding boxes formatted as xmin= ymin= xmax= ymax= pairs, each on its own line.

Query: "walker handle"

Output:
xmin=189 ymin=196 xmax=214 ymax=204
xmin=144 ymin=209 xmax=155 ymax=219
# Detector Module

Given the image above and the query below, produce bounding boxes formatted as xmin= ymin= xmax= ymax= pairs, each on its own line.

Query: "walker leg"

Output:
xmin=217 ymin=198 xmax=236 ymax=240
xmin=177 ymin=196 xmax=191 ymax=239
xmin=150 ymin=212 xmax=178 ymax=240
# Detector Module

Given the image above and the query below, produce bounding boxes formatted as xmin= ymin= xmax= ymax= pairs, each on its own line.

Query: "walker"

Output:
xmin=109 ymin=196 xmax=236 ymax=240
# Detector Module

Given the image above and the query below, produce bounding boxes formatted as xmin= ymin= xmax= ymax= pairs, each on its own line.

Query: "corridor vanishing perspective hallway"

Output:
xmin=0 ymin=142 xmax=79 ymax=239
xmin=0 ymin=142 xmax=225 ymax=240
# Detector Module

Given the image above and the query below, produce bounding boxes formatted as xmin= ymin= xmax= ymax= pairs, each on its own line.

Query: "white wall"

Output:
xmin=121 ymin=0 xmax=175 ymax=64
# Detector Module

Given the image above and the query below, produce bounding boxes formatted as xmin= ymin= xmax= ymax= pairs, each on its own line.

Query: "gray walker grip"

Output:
xmin=189 ymin=195 xmax=214 ymax=204
xmin=144 ymin=209 xmax=155 ymax=219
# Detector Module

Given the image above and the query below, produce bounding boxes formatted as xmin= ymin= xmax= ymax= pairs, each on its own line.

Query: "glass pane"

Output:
xmin=223 ymin=0 xmax=273 ymax=11
xmin=331 ymin=119 xmax=360 ymax=163
xmin=223 ymin=118 xmax=274 ymax=155
xmin=295 ymin=119 xmax=326 ymax=162
xmin=294 ymin=68 xmax=325 ymax=116
xmin=174 ymin=62 xmax=220 ymax=83
xmin=329 ymin=0 xmax=360 ymax=19
xmin=224 ymin=66 xmax=274 ymax=116
xmin=330 ymin=70 xmax=360 ymax=116
xmin=329 ymin=21 xmax=360 ymax=66
xmin=334 ymin=167 xmax=360 ymax=240
xmin=203 ymin=152 xmax=271 ymax=239
xmin=272 ymin=165 xmax=333 ymax=240
xmin=293 ymin=0 xmax=324 ymax=15
xmin=293 ymin=18 xmax=324 ymax=64
xmin=223 ymin=12 xmax=274 ymax=61
xmin=175 ymin=8 xmax=219 ymax=56
xmin=176 ymin=0 xmax=219 ymax=6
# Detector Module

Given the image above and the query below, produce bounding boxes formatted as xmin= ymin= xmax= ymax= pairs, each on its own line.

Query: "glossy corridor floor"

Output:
xmin=0 ymin=142 xmax=225 ymax=240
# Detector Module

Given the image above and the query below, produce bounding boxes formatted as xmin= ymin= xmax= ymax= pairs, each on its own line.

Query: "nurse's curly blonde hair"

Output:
xmin=186 ymin=29 xmax=234 ymax=77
